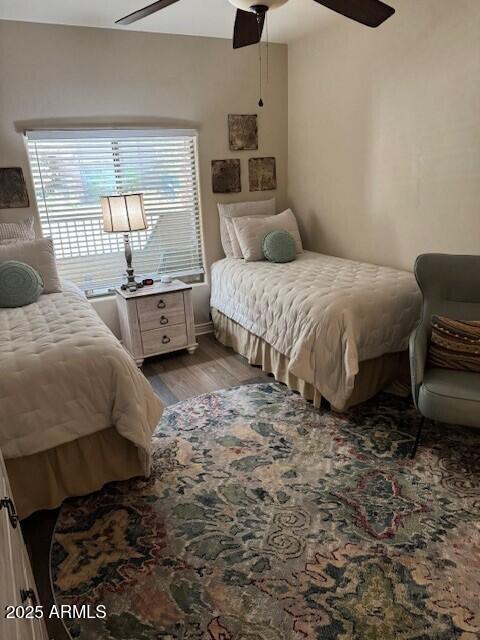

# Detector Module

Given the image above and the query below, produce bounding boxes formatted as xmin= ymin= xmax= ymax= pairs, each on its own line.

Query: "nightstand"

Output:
xmin=115 ymin=280 xmax=198 ymax=367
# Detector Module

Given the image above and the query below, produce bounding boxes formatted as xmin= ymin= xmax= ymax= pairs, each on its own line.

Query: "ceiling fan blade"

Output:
xmin=313 ymin=0 xmax=395 ymax=27
xmin=233 ymin=9 xmax=265 ymax=49
xmin=116 ymin=0 xmax=180 ymax=25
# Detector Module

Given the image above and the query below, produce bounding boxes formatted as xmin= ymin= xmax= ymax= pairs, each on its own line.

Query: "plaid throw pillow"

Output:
xmin=428 ymin=315 xmax=480 ymax=373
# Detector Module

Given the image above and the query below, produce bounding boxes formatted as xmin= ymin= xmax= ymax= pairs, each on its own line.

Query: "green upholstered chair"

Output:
xmin=409 ymin=253 xmax=480 ymax=457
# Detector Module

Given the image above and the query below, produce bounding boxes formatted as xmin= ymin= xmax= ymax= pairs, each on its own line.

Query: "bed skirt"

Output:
xmin=211 ymin=308 xmax=410 ymax=411
xmin=6 ymin=428 xmax=147 ymax=520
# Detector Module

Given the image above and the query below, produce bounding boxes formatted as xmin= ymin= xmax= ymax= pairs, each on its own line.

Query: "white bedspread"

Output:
xmin=0 ymin=285 xmax=163 ymax=460
xmin=211 ymin=251 xmax=421 ymax=409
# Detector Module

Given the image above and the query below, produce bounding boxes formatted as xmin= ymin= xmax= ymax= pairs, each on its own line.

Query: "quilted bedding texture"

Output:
xmin=211 ymin=251 xmax=422 ymax=409
xmin=0 ymin=284 xmax=163 ymax=461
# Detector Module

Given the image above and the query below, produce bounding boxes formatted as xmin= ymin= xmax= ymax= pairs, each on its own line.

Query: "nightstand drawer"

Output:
xmin=141 ymin=324 xmax=188 ymax=356
xmin=139 ymin=307 xmax=186 ymax=332
xmin=137 ymin=292 xmax=185 ymax=331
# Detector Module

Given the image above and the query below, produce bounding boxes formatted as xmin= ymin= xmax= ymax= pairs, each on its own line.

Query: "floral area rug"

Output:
xmin=51 ymin=383 xmax=480 ymax=640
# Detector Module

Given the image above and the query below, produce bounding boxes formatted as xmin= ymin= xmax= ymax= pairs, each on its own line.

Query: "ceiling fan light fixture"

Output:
xmin=228 ymin=0 xmax=288 ymax=12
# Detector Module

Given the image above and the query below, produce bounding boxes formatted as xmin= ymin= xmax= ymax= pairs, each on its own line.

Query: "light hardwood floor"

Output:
xmin=22 ymin=334 xmax=272 ymax=640
xmin=142 ymin=333 xmax=272 ymax=406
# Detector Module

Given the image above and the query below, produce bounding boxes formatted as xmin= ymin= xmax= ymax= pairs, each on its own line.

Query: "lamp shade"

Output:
xmin=101 ymin=194 xmax=148 ymax=233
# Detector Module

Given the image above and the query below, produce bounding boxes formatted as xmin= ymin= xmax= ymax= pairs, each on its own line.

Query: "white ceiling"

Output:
xmin=0 ymin=0 xmax=340 ymax=44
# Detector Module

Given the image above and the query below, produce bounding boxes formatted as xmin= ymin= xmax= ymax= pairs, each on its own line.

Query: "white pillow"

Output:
xmin=224 ymin=218 xmax=244 ymax=259
xmin=217 ymin=198 xmax=276 ymax=257
xmin=232 ymin=209 xmax=303 ymax=262
xmin=0 ymin=238 xmax=62 ymax=293
xmin=0 ymin=217 xmax=35 ymax=244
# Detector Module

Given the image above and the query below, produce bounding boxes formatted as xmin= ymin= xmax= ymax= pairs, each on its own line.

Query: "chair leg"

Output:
xmin=410 ymin=416 xmax=425 ymax=459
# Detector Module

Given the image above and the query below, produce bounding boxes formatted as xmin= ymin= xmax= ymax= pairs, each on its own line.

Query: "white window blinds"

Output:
xmin=26 ymin=129 xmax=204 ymax=294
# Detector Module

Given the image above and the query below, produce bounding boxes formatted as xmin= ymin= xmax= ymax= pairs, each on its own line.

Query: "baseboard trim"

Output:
xmin=195 ymin=321 xmax=214 ymax=336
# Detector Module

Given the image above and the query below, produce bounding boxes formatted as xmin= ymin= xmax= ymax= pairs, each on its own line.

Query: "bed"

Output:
xmin=0 ymin=282 xmax=163 ymax=518
xmin=211 ymin=251 xmax=422 ymax=411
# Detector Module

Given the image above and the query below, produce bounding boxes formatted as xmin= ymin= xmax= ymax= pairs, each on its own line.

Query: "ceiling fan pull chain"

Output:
xmin=266 ymin=12 xmax=269 ymax=84
xmin=258 ymin=32 xmax=263 ymax=107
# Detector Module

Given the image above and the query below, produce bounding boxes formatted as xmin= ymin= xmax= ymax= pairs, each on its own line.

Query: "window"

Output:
xmin=26 ymin=129 xmax=204 ymax=295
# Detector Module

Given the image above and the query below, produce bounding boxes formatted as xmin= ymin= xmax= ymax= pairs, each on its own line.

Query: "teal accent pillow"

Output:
xmin=262 ymin=230 xmax=297 ymax=263
xmin=0 ymin=261 xmax=44 ymax=308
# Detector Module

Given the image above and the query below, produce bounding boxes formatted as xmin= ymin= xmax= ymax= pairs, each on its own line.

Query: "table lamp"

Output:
xmin=101 ymin=193 xmax=148 ymax=292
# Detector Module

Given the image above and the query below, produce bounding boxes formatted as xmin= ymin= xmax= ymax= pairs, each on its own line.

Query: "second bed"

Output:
xmin=211 ymin=251 xmax=421 ymax=411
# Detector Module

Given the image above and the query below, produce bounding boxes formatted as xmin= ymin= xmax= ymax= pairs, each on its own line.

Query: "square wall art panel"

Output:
xmin=249 ymin=157 xmax=276 ymax=192
xmin=228 ymin=114 xmax=258 ymax=151
xmin=0 ymin=167 xmax=30 ymax=209
xmin=212 ymin=159 xmax=241 ymax=194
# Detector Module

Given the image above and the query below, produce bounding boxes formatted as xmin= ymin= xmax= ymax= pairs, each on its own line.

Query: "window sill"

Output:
xmin=87 ymin=279 xmax=208 ymax=302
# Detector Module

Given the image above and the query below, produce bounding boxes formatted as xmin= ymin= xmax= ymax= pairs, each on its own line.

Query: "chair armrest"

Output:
xmin=409 ymin=323 xmax=428 ymax=407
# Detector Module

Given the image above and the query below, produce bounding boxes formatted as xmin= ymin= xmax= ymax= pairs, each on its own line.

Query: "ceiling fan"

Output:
xmin=116 ymin=0 xmax=396 ymax=48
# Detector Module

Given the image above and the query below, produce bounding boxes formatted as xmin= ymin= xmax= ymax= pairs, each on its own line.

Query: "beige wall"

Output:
xmin=288 ymin=0 xmax=480 ymax=272
xmin=0 ymin=20 xmax=288 ymax=326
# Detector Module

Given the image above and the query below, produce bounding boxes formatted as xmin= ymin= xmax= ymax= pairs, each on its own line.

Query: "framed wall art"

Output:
xmin=249 ymin=157 xmax=276 ymax=192
xmin=0 ymin=167 xmax=29 ymax=208
xmin=212 ymin=159 xmax=241 ymax=194
xmin=228 ymin=114 xmax=258 ymax=151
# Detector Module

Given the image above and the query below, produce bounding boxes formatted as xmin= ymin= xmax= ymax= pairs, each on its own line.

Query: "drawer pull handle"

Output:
xmin=1 ymin=497 xmax=18 ymax=529
xmin=159 ymin=316 xmax=169 ymax=325
xmin=162 ymin=335 xmax=171 ymax=344
xmin=20 ymin=589 xmax=38 ymax=606
xmin=157 ymin=299 xmax=166 ymax=309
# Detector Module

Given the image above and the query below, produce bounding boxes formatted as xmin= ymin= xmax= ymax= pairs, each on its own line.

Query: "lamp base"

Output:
xmin=122 ymin=238 xmax=144 ymax=292
xmin=121 ymin=281 xmax=144 ymax=292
